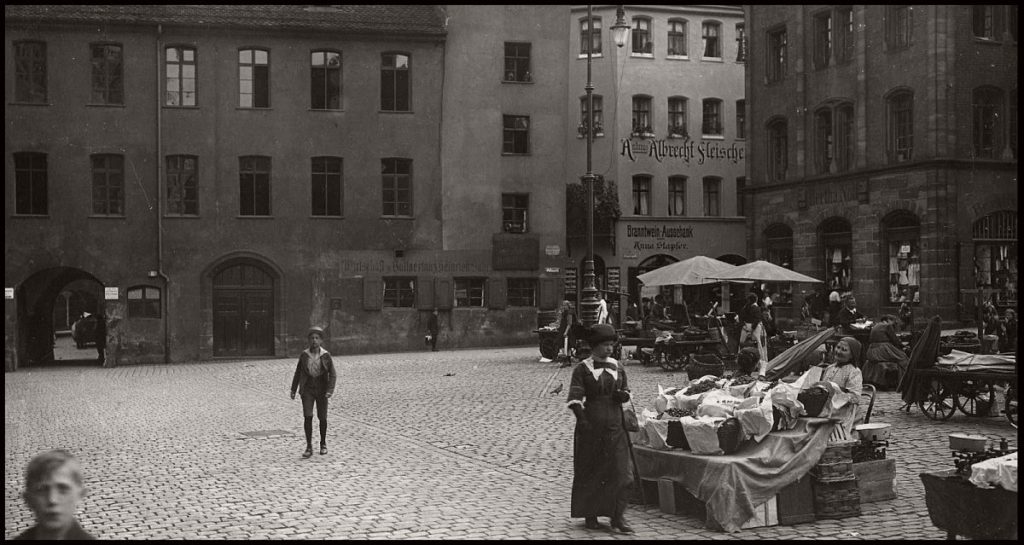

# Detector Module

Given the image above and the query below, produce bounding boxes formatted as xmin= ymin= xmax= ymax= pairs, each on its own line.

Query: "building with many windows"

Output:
xmin=4 ymin=5 xmax=577 ymax=369
xmin=565 ymin=5 xmax=747 ymax=320
xmin=743 ymin=5 xmax=1017 ymax=326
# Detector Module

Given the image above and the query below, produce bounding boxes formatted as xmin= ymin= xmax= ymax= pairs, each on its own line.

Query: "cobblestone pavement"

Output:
xmin=5 ymin=346 xmax=1017 ymax=540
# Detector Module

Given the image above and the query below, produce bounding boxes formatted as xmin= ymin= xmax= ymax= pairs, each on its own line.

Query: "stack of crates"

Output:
xmin=811 ymin=440 xmax=861 ymax=519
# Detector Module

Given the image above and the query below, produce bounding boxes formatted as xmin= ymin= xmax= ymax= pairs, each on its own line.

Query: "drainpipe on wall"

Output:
xmin=156 ymin=24 xmax=170 ymax=363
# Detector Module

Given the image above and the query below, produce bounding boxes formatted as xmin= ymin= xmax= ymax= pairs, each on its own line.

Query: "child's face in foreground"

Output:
xmin=24 ymin=463 xmax=85 ymax=533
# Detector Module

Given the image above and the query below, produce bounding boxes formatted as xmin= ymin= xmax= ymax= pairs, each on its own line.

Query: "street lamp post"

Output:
xmin=580 ymin=5 xmax=630 ymax=327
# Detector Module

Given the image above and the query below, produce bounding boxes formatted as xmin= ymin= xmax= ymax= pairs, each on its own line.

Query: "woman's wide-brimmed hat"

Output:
xmin=587 ymin=323 xmax=618 ymax=344
xmin=308 ymin=326 xmax=325 ymax=338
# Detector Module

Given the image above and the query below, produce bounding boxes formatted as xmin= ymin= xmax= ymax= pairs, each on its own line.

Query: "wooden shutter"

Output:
xmin=416 ymin=275 xmax=435 ymax=309
xmin=434 ymin=277 xmax=453 ymax=309
xmin=362 ymin=277 xmax=383 ymax=310
xmin=488 ymin=277 xmax=507 ymax=309
xmin=539 ymin=277 xmax=559 ymax=310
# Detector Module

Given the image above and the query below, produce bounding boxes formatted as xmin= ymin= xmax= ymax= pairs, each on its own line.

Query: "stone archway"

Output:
xmin=15 ymin=267 xmax=106 ymax=368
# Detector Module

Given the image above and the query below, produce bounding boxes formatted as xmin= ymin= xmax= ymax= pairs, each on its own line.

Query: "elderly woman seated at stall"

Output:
xmin=863 ymin=315 xmax=908 ymax=390
xmin=818 ymin=336 xmax=864 ymax=436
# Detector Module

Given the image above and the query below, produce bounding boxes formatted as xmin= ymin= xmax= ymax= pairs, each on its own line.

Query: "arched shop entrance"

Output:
xmin=15 ymin=267 xmax=105 ymax=367
xmin=212 ymin=260 xmax=276 ymax=357
xmin=628 ymin=254 xmax=678 ymax=308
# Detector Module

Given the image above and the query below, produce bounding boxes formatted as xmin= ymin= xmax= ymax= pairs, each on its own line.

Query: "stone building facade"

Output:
xmin=743 ymin=5 xmax=1017 ymax=327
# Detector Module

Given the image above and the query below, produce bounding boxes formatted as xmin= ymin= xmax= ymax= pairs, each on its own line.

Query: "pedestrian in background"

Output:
xmin=897 ymin=295 xmax=913 ymax=331
xmin=426 ymin=308 xmax=440 ymax=352
xmin=94 ymin=311 xmax=107 ymax=365
xmin=558 ymin=300 xmax=578 ymax=360
xmin=738 ymin=293 xmax=768 ymax=373
xmin=290 ymin=326 xmax=337 ymax=458
xmin=826 ymin=291 xmax=842 ymax=327
xmin=566 ymin=324 xmax=635 ymax=534
xmin=596 ymin=293 xmax=609 ymax=325
xmin=864 ymin=315 xmax=908 ymax=390
xmin=15 ymin=449 xmax=95 ymax=540
xmin=1000 ymin=308 xmax=1017 ymax=353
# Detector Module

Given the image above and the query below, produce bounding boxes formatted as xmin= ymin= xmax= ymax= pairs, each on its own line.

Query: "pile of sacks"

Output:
xmin=634 ymin=368 xmax=857 ymax=456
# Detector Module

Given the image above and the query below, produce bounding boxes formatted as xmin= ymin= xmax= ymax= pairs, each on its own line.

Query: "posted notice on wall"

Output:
xmin=5 ymin=288 xmax=13 ymax=300
xmin=104 ymin=287 xmax=119 ymax=300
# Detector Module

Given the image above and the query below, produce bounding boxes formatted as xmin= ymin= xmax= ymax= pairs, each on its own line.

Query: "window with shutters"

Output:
xmin=383 ymin=277 xmax=416 ymax=308
xmin=454 ymin=278 xmax=486 ymax=307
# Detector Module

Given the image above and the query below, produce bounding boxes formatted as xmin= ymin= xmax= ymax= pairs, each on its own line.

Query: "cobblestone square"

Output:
xmin=5 ymin=347 xmax=1017 ymax=539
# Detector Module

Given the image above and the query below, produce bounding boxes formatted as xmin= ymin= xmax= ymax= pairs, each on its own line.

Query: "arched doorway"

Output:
xmin=629 ymin=254 xmax=679 ymax=306
xmin=212 ymin=261 xmax=275 ymax=357
xmin=16 ymin=267 xmax=105 ymax=367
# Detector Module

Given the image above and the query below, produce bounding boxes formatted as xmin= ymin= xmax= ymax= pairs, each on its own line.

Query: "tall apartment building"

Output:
xmin=565 ymin=5 xmax=747 ymax=320
xmin=744 ymin=5 xmax=1017 ymax=326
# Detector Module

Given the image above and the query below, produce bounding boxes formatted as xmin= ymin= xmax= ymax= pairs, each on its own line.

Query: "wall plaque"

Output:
xmin=104 ymin=287 xmax=119 ymax=300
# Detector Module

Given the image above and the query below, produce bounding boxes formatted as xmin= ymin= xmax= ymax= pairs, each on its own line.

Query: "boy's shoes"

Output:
xmin=302 ymin=447 xmax=313 ymax=458
xmin=320 ymin=445 xmax=328 ymax=455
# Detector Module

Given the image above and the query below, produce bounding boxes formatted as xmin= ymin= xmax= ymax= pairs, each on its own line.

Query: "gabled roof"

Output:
xmin=4 ymin=5 xmax=447 ymax=37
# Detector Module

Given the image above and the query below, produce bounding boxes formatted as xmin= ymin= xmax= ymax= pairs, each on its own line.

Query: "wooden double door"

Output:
xmin=213 ymin=264 xmax=274 ymax=357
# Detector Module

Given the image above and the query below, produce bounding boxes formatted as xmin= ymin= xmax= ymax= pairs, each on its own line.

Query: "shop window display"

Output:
xmin=973 ymin=211 xmax=1018 ymax=306
xmin=887 ymin=240 xmax=920 ymax=303
xmin=824 ymin=244 xmax=851 ymax=292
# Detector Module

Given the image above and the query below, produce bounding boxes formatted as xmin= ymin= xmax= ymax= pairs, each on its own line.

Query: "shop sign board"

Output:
xmin=545 ymin=245 xmax=560 ymax=256
xmin=104 ymin=287 xmax=119 ymax=300
xmin=620 ymin=137 xmax=745 ymax=165
xmin=5 ymin=288 xmax=13 ymax=300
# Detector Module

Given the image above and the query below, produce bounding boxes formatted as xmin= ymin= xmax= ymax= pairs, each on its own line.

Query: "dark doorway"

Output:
xmin=212 ymin=263 xmax=275 ymax=357
xmin=16 ymin=268 xmax=105 ymax=367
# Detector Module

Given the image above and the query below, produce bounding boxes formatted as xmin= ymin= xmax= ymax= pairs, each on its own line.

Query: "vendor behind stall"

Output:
xmin=819 ymin=337 xmax=864 ymax=436
xmin=836 ymin=295 xmax=866 ymax=331
xmin=864 ymin=315 xmax=909 ymax=390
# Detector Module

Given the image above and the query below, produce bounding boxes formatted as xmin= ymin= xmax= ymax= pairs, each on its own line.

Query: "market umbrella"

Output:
xmin=897 ymin=315 xmax=943 ymax=405
xmin=763 ymin=326 xmax=838 ymax=381
xmin=636 ymin=255 xmax=740 ymax=286
xmin=712 ymin=260 xmax=824 ymax=284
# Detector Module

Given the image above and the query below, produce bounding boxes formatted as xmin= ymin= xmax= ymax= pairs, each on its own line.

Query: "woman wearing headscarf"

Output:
xmin=864 ymin=315 xmax=909 ymax=390
xmin=566 ymin=324 xmax=635 ymax=534
xmin=819 ymin=336 xmax=864 ymax=436
xmin=826 ymin=291 xmax=842 ymax=327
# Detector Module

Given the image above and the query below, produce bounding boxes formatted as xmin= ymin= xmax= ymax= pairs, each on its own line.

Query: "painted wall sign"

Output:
xmin=624 ymin=223 xmax=694 ymax=252
xmin=338 ymin=259 xmax=486 ymax=274
xmin=545 ymin=245 xmax=561 ymax=256
xmin=493 ymin=235 xmax=540 ymax=270
xmin=607 ymin=267 xmax=620 ymax=293
xmin=545 ymin=267 xmax=560 ymax=273
xmin=104 ymin=287 xmax=119 ymax=300
xmin=620 ymin=137 xmax=745 ymax=164
xmin=5 ymin=288 xmax=13 ymax=300
xmin=565 ymin=267 xmax=577 ymax=293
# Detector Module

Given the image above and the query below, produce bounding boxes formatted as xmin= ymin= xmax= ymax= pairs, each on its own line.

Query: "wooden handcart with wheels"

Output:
xmin=913 ymin=368 xmax=1018 ymax=426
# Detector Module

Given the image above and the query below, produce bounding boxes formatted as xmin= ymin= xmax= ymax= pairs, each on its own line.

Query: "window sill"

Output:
xmin=630 ymin=52 xmax=654 ymax=58
xmin=502 ymin=80 xmax=534 ymax=85
xmin=11 ymin=213 xmax=50 ymax=218
xmin=380 ymin=215 xmax=414 ymax=220
xmin=630 ymin=133 xmax=656 ymax=139
xmin=309 ymin=215 xmax=344 ymax=219
xmin=576 ymin=133 xmax=605 ymax=138
xmin=9 ymin=101 xmax=51 ymax=106
xmin=236 ymin=107 xmax=272 ymax=111
xmin=577 ymin=53 xmax=603 ymax=59
xmin=236 ymin=215 xmax=274 ymax=219
xmin=379 ymin=110 xmax=414 ymax=114
xmin=702 ymin=134 xmax=725 ymax=140
xmin=666 ymin=54 xmax=689 ymax=60
xmin=382 ymin=306 xmax=417 ymax=310
xmin=86 ymin=103 xmax=126 ymax=108
xmin=501 ymin=152 xmax=532 ymax=156
xmin=701 ymin=56 xmax=723 ymax=63
xmin=88 ymin=214 xmax=126 ymax=219
xmin=164 ymin=105 xmax=199 ymax=109
xmin=163 ymin=214 xmax=200 ymax=219
xmin=309 ymin=108 xmax=345 ymax=112
xmin=666 ymin=134 xmax=688 ymax=139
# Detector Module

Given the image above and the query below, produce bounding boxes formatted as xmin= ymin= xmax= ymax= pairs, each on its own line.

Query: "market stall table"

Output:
xmin=632 ymin=417 xmax=836 ymax=532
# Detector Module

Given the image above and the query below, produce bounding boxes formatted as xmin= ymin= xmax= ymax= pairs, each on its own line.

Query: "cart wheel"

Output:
xmin=955 ymin=380 xmax=996 ymax=417
xmin=1006 ymin=386 xmax=1018 ymax=429
xmin=539 ymin=336 xmax=560 ymax=360
xmin=918 ymin=378 xmax=956 ymax=421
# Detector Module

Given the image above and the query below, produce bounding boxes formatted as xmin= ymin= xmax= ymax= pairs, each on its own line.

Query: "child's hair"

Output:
xmin=24 ymin=449 xmax=82 ymax=489
xmin=737 ymin=348 xmax=759 ymax=374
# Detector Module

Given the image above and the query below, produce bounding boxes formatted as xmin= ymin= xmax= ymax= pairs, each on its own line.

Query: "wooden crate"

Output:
xmin=853 ymin=459 xmax=897 ymax=503
xmin=777 ymin=473 xmax=816 ymax=525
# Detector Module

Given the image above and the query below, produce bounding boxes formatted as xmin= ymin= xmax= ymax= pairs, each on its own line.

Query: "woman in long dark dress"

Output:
xmin=566 ymin=324 xmax=635 ymax=534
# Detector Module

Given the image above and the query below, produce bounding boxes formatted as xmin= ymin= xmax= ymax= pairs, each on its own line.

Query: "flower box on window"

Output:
xmin=668 ymin=125 xmax=688 ymax=138
xmin=631 ymin=125 xmax=654 ymax=138
xmin=578 ymin=123 xmax=604 ymax=137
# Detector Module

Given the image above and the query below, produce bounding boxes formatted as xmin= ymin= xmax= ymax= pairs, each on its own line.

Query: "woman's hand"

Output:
xmin=612 ymin=390 xmax=631 ymax=403
xmin=290 ymin=391 xmax=296 ymax=400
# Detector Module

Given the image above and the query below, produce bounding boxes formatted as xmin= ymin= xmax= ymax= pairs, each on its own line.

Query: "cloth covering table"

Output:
xmin=632 ymin=417 xmax=834 ymax=532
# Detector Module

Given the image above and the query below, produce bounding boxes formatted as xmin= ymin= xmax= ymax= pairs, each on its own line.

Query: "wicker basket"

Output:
xmin=813 ymin=477 xmax=861 ymax=519
xmin=811 ymin=461 xmax=855 ymax=482
xmin=818 ymin=441 xmax=856 ymax=465
xmin=798 ymin=386 xmax=830 ymax=417
xmin=717 ymin=417 xmax=745 ymax=454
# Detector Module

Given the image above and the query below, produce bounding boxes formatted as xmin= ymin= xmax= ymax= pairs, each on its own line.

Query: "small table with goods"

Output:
xmin=920 ymin=434 xmax=1017 ymax=539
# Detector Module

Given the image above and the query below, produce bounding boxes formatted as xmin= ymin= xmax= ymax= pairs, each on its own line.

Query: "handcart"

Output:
xmin=898 ymin=316 xmax=1017 ymax=427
